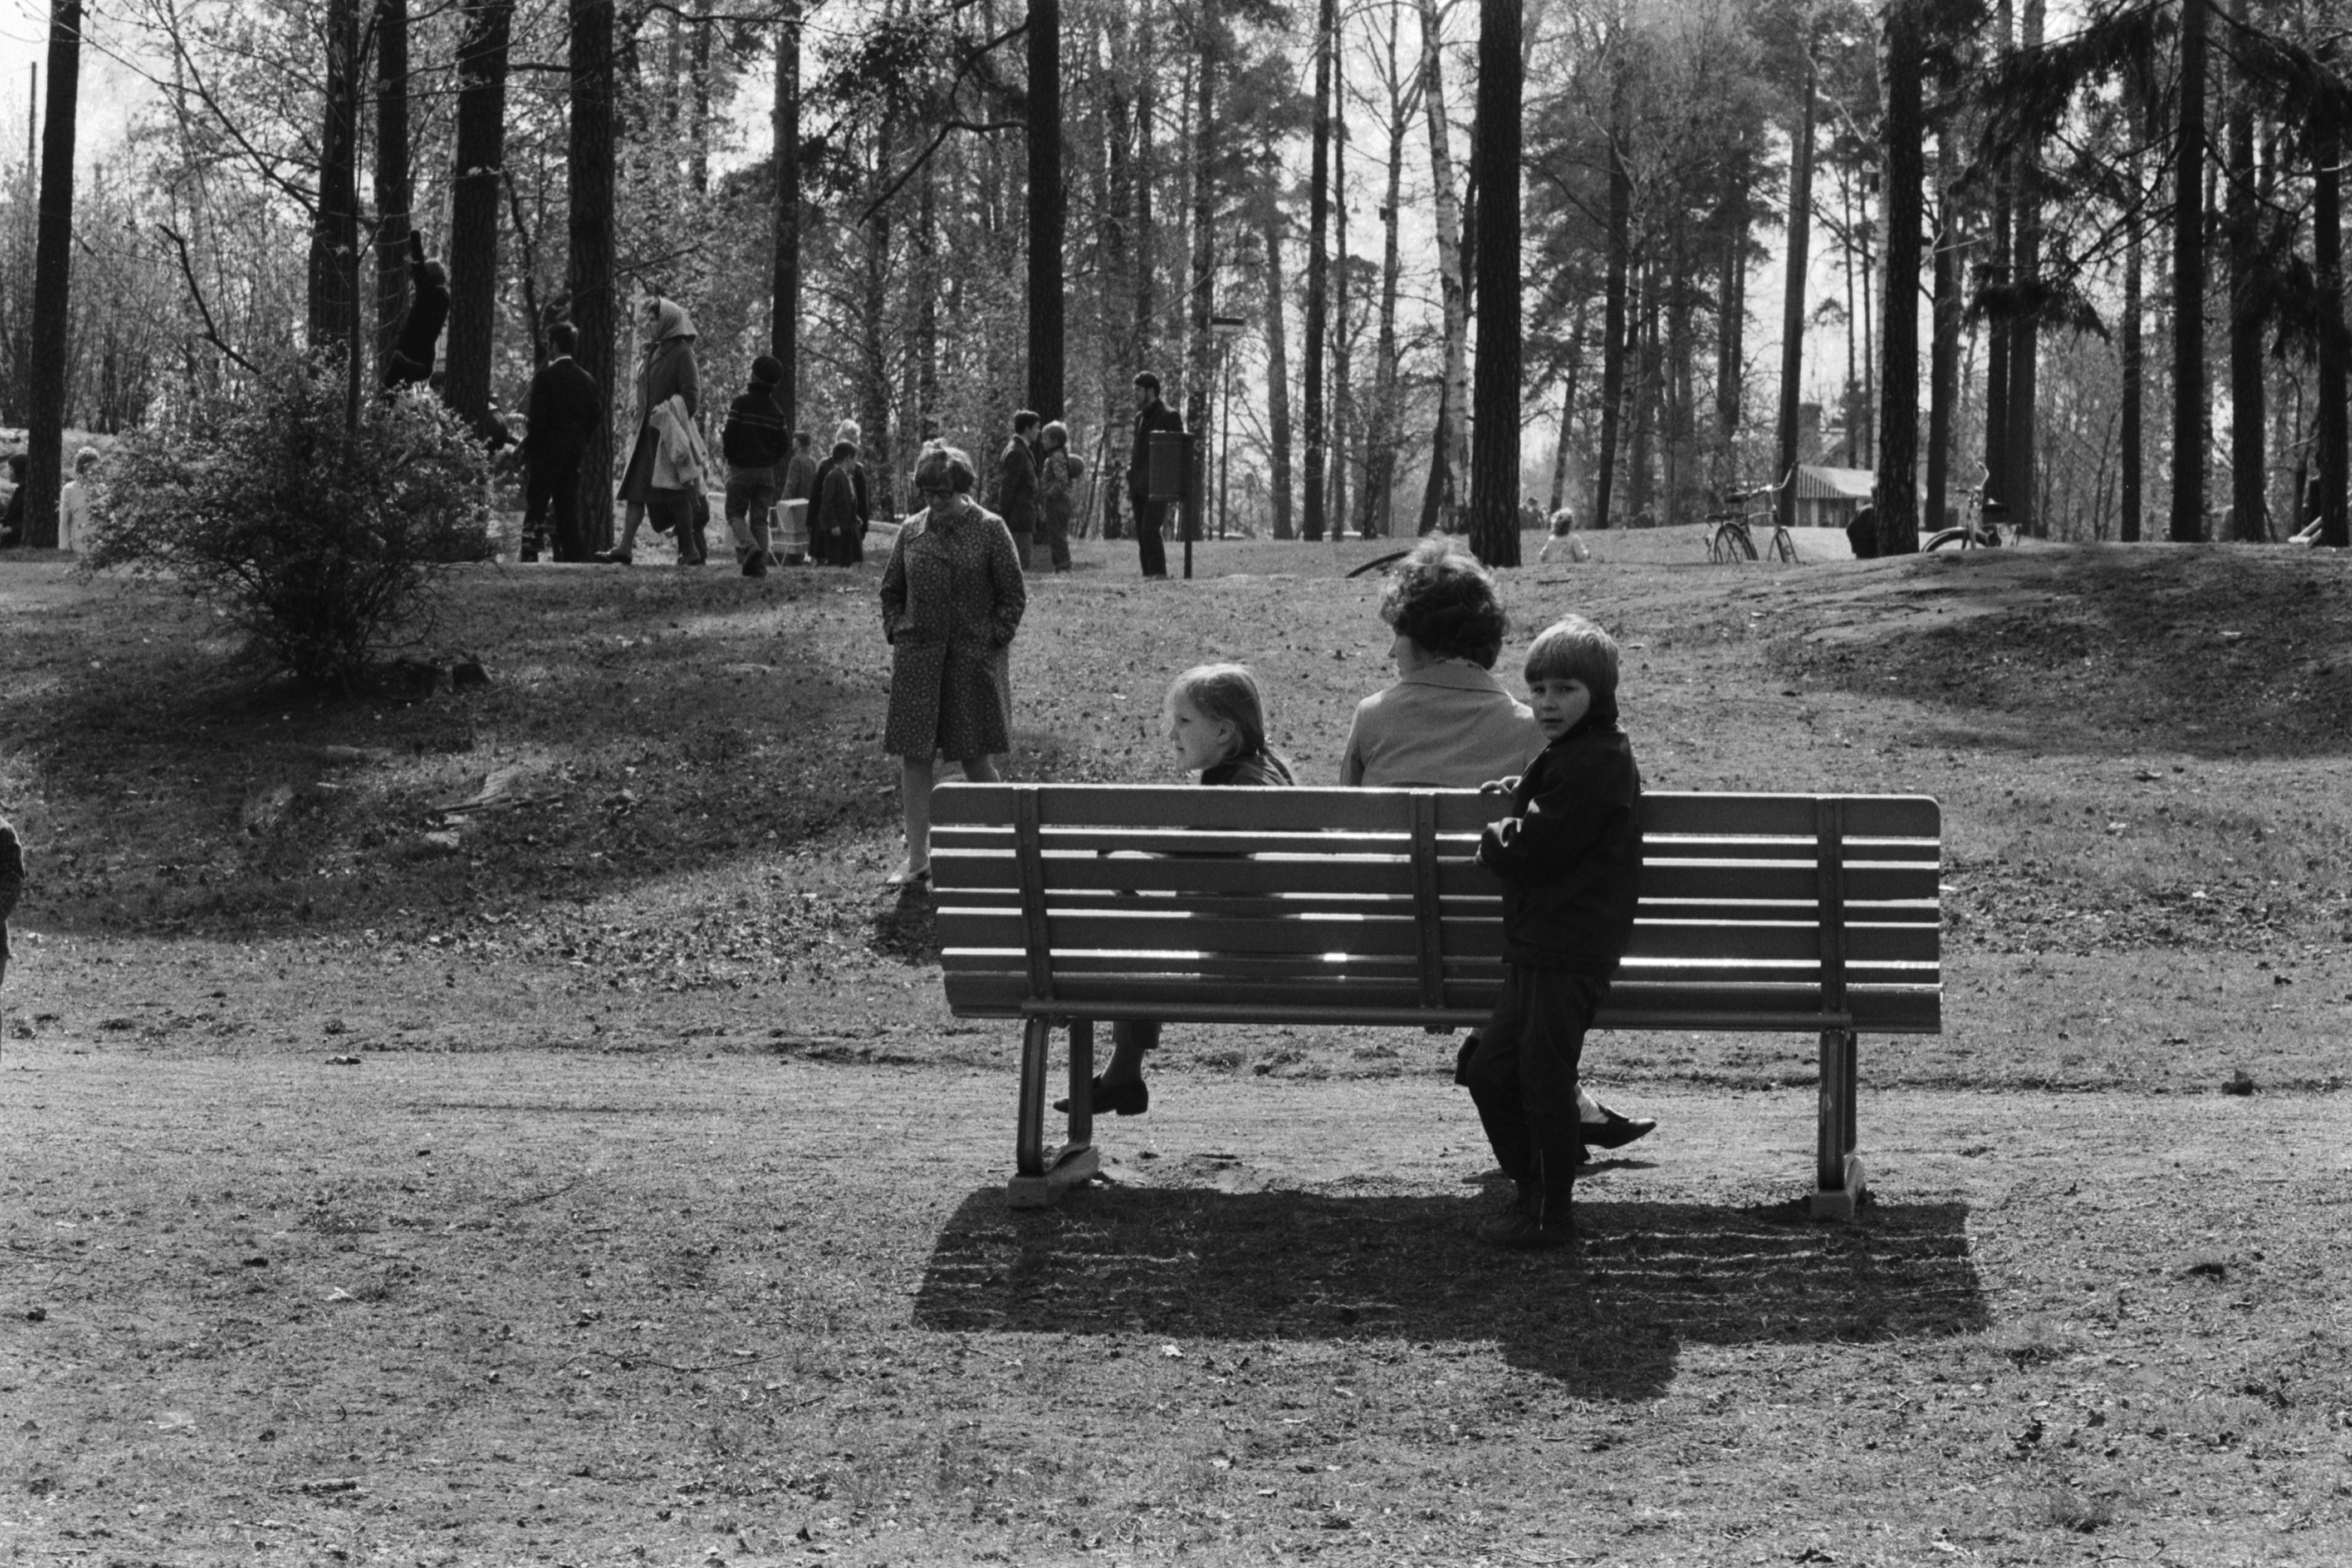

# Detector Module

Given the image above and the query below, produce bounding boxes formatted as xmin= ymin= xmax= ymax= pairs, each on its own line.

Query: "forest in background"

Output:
xmin=0 ymin=0 xmax=2347 ymax=560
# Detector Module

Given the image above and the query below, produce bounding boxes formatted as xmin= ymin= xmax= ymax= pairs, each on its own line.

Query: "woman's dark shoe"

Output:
xmin=1054 ymin=1076 xmax=1149 ymax=1117
xmin=1581 ymin=1104 xmax=1657 ymax=1150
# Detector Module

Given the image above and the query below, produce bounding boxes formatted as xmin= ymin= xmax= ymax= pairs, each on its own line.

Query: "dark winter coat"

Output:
xmin=998 ymin=436 xmax=1040 ymax=532
xmin=520 ymin=356 xmax=601 ymax=476
xmin=1127 ymin=397 xmax=1184 ymax=504
xmin=721 ymin=382 xmax=791 ymax=470
xmin=1476 ymin=706 xmax=1643 ymax=977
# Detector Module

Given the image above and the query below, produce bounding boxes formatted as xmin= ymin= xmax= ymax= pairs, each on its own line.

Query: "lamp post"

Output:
xmin=1211 ymin=314 xmax=1245 ymax=542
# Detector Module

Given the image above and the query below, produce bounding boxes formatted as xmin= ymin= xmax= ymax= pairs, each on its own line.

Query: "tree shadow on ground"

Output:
xmin=913 ymin=1185 xmax=1984 ymax=1400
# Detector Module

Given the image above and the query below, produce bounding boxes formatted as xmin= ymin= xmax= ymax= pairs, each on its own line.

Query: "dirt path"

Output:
xmin=5 ymin=1042 xmax=2347 ymax=1565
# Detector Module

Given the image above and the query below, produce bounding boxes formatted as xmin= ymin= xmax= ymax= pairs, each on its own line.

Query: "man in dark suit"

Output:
xmin=517 ymin=322 xmax=604 ymax=562
xmin=998 ymin=409 xmax=1042 ymax=571
xmin=1127 ymin=371 xmax=1184 ymax=579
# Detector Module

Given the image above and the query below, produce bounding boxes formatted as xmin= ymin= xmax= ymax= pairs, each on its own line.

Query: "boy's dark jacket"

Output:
xmin=1476 ymin=699 xmax=1642 ymax=975
xmin=721 ymin=383 xmax=791 ymax=469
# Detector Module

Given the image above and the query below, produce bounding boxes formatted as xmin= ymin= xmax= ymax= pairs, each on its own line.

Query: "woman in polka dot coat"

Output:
xmin=879 ymin=444 xmax=1027 ymax=890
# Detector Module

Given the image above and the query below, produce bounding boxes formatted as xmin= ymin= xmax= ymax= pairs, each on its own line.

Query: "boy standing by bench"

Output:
xmin=1462 ymin=614 xmax=1643 ymax=1250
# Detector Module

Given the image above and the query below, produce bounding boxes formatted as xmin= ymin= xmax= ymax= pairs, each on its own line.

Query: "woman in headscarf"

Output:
xmin=877 ymin=444 xmax=1027 ymax=893
xmin=596 ymin=296 xmax=705 ymax=564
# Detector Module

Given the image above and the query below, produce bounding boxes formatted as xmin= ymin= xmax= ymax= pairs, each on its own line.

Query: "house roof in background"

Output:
xmin=1796 ymin=465 xmax=1876 ymax=502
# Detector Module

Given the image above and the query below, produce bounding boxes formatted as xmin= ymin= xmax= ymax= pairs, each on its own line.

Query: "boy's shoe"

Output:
xmin=593 ymin=548 xmax=632 ymax=565
xmin=1476 ymin=1205 xmax=1574 ymax=1250
xmin=1053 ymin=1076 xmax=1149 ymax=1117
xmin=518 ymin=543 xmax=540 ymax=563
xmin=1581 ymin=1104 xmax=1657 ymax=1149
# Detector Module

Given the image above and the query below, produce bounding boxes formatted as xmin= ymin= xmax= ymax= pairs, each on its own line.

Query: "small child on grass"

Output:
xmin=1461 ymin=614 xmax=1643 ymax=1249
xmin=0 ymin=814 xmax=22 ymax=990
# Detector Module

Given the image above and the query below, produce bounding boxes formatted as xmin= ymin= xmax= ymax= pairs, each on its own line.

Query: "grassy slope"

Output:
xmin=2 ymin=535 xmax=2348 ymax=1089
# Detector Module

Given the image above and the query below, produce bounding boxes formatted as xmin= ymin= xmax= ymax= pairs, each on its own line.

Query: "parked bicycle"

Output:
xmin=1707 ymin=470 xmax=1797 ymax=563
xmin=1925 ymin=472 xmax=2012 ymax=550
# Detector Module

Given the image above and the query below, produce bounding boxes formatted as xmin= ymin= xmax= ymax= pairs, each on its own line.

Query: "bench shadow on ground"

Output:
xmin=913 ymin=1184 xmax=1984 ymax=1401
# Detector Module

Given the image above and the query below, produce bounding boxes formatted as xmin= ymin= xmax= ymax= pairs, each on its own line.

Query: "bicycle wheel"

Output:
xmin=1768 ymin=526 xmax=1796 ymax=563
xmin=1923 ymin=527 xmax=1966 ymax=552
xmin=1733 ymin=523 xmax=1758 ymax=561
xmin=1708 ymin=524 xmax=1738 ymax=563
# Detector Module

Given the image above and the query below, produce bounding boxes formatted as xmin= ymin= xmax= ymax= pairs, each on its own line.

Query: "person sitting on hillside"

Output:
xmin=1846 ymin=503 xmax=1881 ymax=560
xmin=1537 ymin=506 xmax=1589 ymax=565
xmin=383 ymin=230 xmax=450 ymax=391
xmin=0 ymin=453 xmax=28 ymax=548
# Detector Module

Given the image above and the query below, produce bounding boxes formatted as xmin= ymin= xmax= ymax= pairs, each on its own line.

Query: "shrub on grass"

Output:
xmin=86 ymin=352 xmax=491 ymax=690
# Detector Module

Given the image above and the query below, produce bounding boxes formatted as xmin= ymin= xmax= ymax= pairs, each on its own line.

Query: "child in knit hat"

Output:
xmin=720 ymin=354 xmax=792 ymax=577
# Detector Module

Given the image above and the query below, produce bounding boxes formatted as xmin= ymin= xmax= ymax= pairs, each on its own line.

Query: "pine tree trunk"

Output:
xmin=1595 ymin=88 xmax=1631 ymax=530
xmin=22 ymin=0 xmax=79 ymax=548
xmin=1417 ymin=0 xmax=1469 ymax=532
xmin=771 ymin=2 xmax=798 ymax=435
xmin=1627 ymin=269 xmax=1654 ymax=522
xmin=2005 ymin=0 xmax=2041 ymax=534
xmin=2170 ymin=0 xmax=2207 ymax=542
xmin=2315 ymin=100 xmax=2347 ymax=548
xmin=1773 ymin=59 xmax=1815 ymax=536
xmin=1715 ymin=167 xmax=1744 ymax=460
xmin=1184 ymin=6 xmax=1217 ymax=551
xmin=1260 ymin=179 xmax=1295 ymax=540
xmin=2224 ymin=0 xmax=2263 ymax=539
xmin=374 ymin=0 xmax=409 ymax=372
xmin=1132 ymin=0 xmax=1158 ymax=375
xmin=1465 ymin=0 xmax=1521 ymax=566
xmin=689 ymin=0 xmax=713 ymax=195
xmin=1366 ymin=12 xmax=1407 ymax=540
xmin=2121 ymin=127 xmax=2143 ymax=543
xmin=1028 ymin=0 xmax=1065 ymax=419
xmin=1875 ymin=0 xmax=1923 ymax=554
xmin=307 ymin=0 xmax=361 ymax=364
xmin=568 ymin=0 xmax=617 ymax=555
xmin=1301 ymin=0 xmax=1335 ymax=541
xmin=1927 ymin=115 xmax=1959 ymax=538
xmin=1330 ymin=113 xmax=1352 ymax=537
xmin=445 ymin=0 xmax=513 ymax=435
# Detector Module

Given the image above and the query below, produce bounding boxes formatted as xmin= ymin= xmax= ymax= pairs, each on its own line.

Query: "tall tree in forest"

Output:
xmin=2004 ymin=0 xmax=2042 ymax=534
xmin=569 ymin=0 xmax=618 ymax=556
xmin=308 ymin=0 xmax=362 ymax=366
xmin=22 ymin=0 xmax=80 ymax=548
xmin=1028 ymin=0 xmax=1065 ymax=418
xmin=1258 ymin=150 xmax=1296 ymax=539
xmin=2223 ymin=0 xmax=2263 ymax=538
xmin=1926 ymin=108 xmax=1958 ymax=540
xmin=1361 ymin=0 xmax=1412 ymax=539
xmin=2170 ymin=0 xmax=2206 ymax=542
xmin=1465 ymin=0 xmax=1521 ymax=566
xmin=2316 ymin=75 xmax=2347 ymax=549
xmin=1876 ymin=0 xmax=1923 ymax=555
xmin=1417 ymin=0 xmax=1468 ymax=532
xmin=1132 ymin=0 xmax=1159 ymax=374
xmin=1184 ymin=0 xmax=1219 ymax=530
xmin=1982 ymin=0 xmax=2012 ymax=509
xmin=445 ymin=0 xmax=515 ymax=433
xmin=1593 ymin=74 xmax=1630 ymax=531
xmin=1302 ymin=0 xmax=1337 ymax=540
xmin=1328 ymin=112 xmax=1352 ymax=534
xmin=1774 ymin=53 xmax=1817 ymax=538
xmin=374 ymin=0 xmax=410 ymax=370
xmin=772 ymin=3 xmax=800 ymax=436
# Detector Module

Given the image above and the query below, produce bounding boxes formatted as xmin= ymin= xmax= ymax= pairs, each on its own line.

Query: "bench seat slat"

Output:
xmin=1640 ymin=793 xmax=1940 ymax=838
xmin=942 ymin=972 xmax=1942 ymax=1031
xmin=937 ymin=889 xmax=1942 ymax=928
xmin=937 ymin=826 xmax=1945 ymax=867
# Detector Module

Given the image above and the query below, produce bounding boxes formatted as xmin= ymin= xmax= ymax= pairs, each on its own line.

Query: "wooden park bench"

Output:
xmin=931 ymin=785 xmax=1942 ymax=1219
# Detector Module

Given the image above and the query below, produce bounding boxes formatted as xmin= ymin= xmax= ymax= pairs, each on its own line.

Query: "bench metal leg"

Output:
xmin=1009 ymin=1018 xmax=1101 ymax=1209
xmin=1811 ymin=1027 xmax=1866 ymax=1221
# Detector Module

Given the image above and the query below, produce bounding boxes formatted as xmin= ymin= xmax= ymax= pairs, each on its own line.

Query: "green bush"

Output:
xmin=87 ymin=353 xmax=492 ymax=690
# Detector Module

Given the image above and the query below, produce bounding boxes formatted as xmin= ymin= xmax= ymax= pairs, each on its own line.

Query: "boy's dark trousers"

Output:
xmin=1131 ymin=495 xmax=1168 ymax=578
xmin=1457 ymin=966 xmax=1605 ymax=1227
xmin=523 ymin=456 xmax=584 ymax=561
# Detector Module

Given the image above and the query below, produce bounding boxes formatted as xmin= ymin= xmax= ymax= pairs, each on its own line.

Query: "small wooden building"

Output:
xmin=1793 ymin=465 xmax=1875 ymax=530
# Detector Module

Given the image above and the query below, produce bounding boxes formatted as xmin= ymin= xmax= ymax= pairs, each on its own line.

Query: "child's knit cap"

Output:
xmin=751 ymin=355 xmax=785 ymax=386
